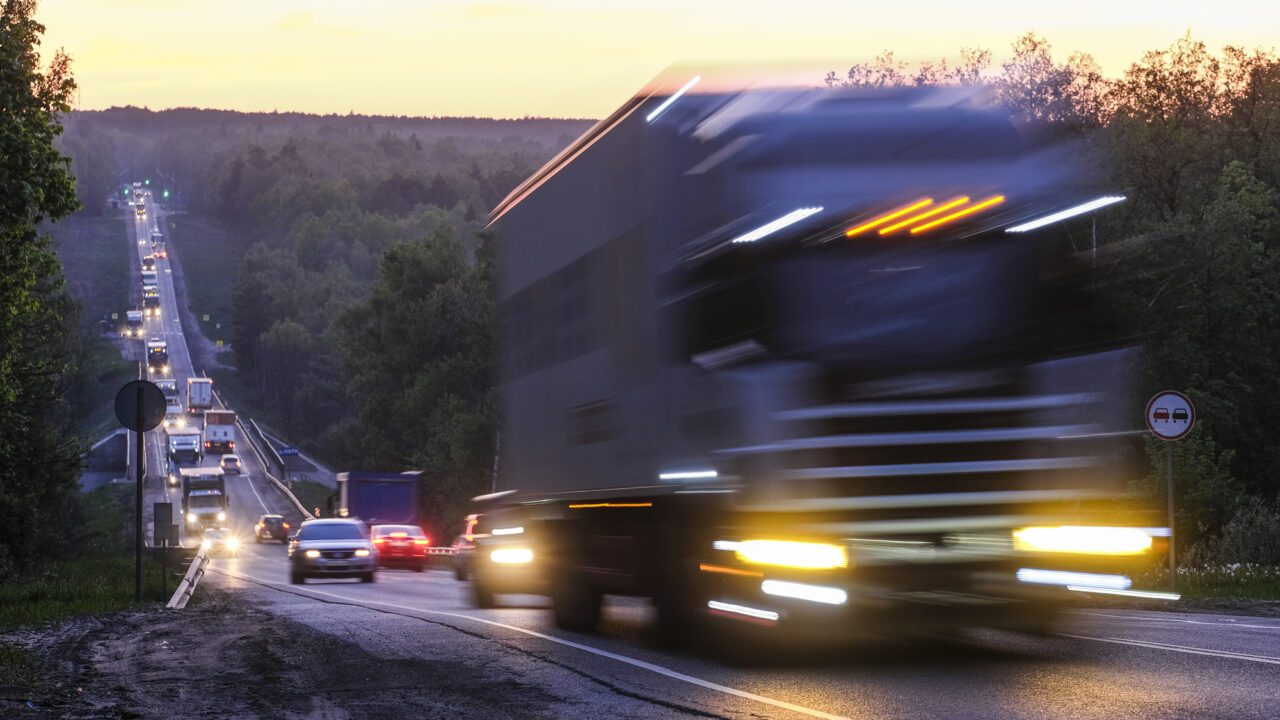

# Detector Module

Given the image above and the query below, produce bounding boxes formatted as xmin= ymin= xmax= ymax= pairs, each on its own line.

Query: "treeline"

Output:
xmin=57 ymin=102 xmax=588 ymax=535
xmin=827 ymin=34 xmax=1280 ymax=563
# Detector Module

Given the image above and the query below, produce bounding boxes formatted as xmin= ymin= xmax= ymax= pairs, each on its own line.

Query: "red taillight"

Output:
xmin=414 ymin=538 xmax=431 ymax=546
xmin=203 ymin=441 xmax=210 ymax=448
xmin=283 ymin=523 xmax=290 ymax=529
xmin=229 ymin=441 xmax=235 ymax=449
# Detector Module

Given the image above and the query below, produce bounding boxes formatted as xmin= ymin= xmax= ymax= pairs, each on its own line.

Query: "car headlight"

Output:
xmin=216 ymin=511 xmax=226 ymax=522
xmin=354 ymin=549 xmax=371 ymax=557
xmin=728 ymin=539 xmax=848 ymax=570
xmin=490 ymin=548 xmax=534 ymax=564
xmin=200 ymin=539 xmax=211 ymax=549
xmin=305 ymin=549 xmax=321 ymax=558
xmin=226 ymin=538 xmax=239 ymax=550
xmin=187 ymin=512 xmax=197 ymax=522
xmin=1013 ymin=526 xmax=1153 ymax=556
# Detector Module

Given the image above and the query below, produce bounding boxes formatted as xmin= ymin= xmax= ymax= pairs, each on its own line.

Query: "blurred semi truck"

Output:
xmin=337 ymin=471 xmax=422 ymax=526
xmin=471 ymin=80 xmax=1168 ymax=639
xmin=166 ymin=427 xmax=202 ymax=465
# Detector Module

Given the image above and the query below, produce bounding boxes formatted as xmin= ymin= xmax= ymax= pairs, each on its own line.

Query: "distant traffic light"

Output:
xmin=144 ymin=179 xmax=150 ymax=185
xmin=163 ymin=190 xmax=170 ymax=199
xmin=123 ymin=188 xmax=129 ymax=196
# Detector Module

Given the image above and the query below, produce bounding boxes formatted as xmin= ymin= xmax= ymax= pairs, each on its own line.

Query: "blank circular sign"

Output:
xmin=1145 ymin=391 xmax=1195 ymax=441
xmin=114 ymin=380 xmax=167 ymax=431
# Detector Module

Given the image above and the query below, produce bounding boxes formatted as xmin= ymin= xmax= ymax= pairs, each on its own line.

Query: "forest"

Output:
xmin=20 ymin=27 xmax=1280 ymax=566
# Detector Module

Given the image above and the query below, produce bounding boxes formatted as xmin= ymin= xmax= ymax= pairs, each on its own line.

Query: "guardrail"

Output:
xmin=236 ymin=415 xmax=313 ymax=521
xmin=166 ymin=546 xmax=209 ymax=609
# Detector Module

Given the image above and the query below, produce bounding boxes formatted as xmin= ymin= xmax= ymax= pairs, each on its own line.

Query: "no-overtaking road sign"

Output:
xmin=1145 ymin=390 xmax=1195 ymax=441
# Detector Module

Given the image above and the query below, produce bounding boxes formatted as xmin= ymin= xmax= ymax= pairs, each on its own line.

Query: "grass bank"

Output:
xmin=48 ymin=213 xmax=130 ymax=325
xmin=290 ymin=480 xmax=334 ymax=517
xmin=0 ymin=484 xmax=170 ymax=633
xmin=164 ymin=213 xmax=240 ymax=346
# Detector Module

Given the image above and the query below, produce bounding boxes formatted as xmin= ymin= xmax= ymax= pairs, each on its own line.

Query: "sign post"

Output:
xmin=279 ymin=446 xmax=299 ymax=488
xmin=115 ymin=379 xmax=166 ymax=602
xmin=1144 ymin=390 xmax=1196 ymax=590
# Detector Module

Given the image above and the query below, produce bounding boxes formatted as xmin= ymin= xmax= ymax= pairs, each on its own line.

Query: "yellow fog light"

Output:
xmin=305 ymin=549 xmax=320 ymax=558
xmin=491 ymin=548 xmax=533 ymax=564
xmin=733 ymin=539 xmax=848 ymax=570
xmin=1013 ymin=526 xmax=1152 ymax=556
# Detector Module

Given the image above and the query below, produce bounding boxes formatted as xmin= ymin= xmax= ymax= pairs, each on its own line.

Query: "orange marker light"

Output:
xmin=879 ymin=197 xmax=969 ymax=235
xmin=846 ymin=198 xmax=933 ymax=237
xmin=909 ymin=195 xmax=1005 ymax=234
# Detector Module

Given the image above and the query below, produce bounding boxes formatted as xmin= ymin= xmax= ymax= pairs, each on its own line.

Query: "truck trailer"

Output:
xmin=471 ymin=80 xmax=1168 ymax=640
xmin=337 ymin=471 xmax=422 ymax=526
xmin=203 ymin=410 xmax=237 ymax=454
xmin=187 ymin=377 xmax=213 ymax=415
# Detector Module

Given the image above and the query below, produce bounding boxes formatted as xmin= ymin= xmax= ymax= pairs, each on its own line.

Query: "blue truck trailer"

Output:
xmin=336 ymin=471 xmax=422 ymax=526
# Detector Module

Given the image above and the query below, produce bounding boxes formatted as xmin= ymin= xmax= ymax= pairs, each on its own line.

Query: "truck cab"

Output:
xmin=123 ymin=310 xmax=144 ymax=338
xmin=146 ymin=339 xmax=169 ymax=375
xmin=181 ymin=467 xmax=227 ymax=530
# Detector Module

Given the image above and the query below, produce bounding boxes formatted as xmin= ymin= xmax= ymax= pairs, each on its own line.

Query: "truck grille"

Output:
xmin=717 ymin=354 xmax=1136 ymax=540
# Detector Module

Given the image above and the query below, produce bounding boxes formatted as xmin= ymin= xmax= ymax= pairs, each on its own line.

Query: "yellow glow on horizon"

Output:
xmin=34 ymin=1 xmax=1280 ymax=119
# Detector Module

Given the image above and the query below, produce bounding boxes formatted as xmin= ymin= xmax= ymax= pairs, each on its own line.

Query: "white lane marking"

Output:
xmin=1063 ymin=634 xmax=1280 ymax=665
xmin=214 ymin=567 xmax=851 ymax=720
xmin=239 ymin=471 xmax=271 ymax=513
xmin=1079 ymin=612 xmax=1280 ymax=631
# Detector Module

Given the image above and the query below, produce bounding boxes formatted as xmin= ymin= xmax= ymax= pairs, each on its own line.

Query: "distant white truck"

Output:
xmin=187 ymin=377 xmax=213 ymax=415
xmin=166 ymin=427 xmax=202 ymax=465
xmin=203 ymin=410 xmax=237 ymax=455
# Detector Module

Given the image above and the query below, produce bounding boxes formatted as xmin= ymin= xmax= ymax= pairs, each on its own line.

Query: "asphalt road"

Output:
xmin=124 ymin=200 xmax=1280 ymax=719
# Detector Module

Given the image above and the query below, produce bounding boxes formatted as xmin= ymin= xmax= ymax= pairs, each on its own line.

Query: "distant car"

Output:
xmin=371 ymin=524 xmax=432 ymax=572
xmin=255 ymin=514 xmax=290 ymax=543
xmin=219 ymin=454 xmax=242 ymax=475
xmin=451 ymin=514 xmax=480 ymax=581
xmin=287 ymin=518 xmax=375 ymax=584
xmin=201 ymin=527 xmax=239 ymax=557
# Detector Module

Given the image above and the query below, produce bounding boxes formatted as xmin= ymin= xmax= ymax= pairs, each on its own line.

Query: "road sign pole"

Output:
xmin=1167 ymin=442 xmax=1176 ymax=591
xmin=135 ymin=384 xmax=144 ymax=602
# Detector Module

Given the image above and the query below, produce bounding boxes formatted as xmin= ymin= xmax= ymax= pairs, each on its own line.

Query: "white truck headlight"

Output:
xmin=186 ymin=512 xmax=197 ymax=523
xmin=216 ymin=511 xmax=227 ymax=522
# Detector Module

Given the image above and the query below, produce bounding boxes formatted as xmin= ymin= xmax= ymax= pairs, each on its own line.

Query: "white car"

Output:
xmin=219 ymin=454 xmax=242 ymax=475
xmin=201 ymin=527 xmax=240 ymax=556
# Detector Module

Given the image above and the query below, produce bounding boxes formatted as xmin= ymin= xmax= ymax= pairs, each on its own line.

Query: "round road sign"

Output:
xmin=1145 ymin=390 xmax=1195 ymax=441
xmin=114 ymin=380 xmax=167 ymax=432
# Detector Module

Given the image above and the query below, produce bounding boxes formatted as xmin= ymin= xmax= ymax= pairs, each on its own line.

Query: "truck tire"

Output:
xmin=551 ymin=567 xmax=602 ymax=632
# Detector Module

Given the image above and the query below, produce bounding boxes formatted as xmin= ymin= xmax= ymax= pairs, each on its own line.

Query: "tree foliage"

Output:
xmin=0 ymin=0 xmax=84 ymax=571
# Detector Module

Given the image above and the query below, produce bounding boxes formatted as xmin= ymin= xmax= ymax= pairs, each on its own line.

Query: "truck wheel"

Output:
xmin=551 ymin=568 xmax=602 ymax=632
xmin=362 ymin=572 xmax=376 ymax=584
xmin=290 ymin=569 xmax=304 ymax=585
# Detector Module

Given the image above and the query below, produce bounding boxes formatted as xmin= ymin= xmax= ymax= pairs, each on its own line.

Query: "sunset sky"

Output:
xmin=36 ymin=0 xmax=1280 ymax=119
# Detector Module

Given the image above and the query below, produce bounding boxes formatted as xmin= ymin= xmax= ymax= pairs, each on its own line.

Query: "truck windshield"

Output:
xmin=189 ymin=496 xmax=223 ymax=509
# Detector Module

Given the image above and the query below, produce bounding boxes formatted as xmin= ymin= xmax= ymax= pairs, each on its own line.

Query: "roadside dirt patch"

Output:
xmin=2 ymin=590 xmax=557 ymax=719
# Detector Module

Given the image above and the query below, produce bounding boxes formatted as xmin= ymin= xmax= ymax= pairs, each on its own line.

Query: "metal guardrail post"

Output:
xmin=166 ymin=546 xmax=209 ymax=609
